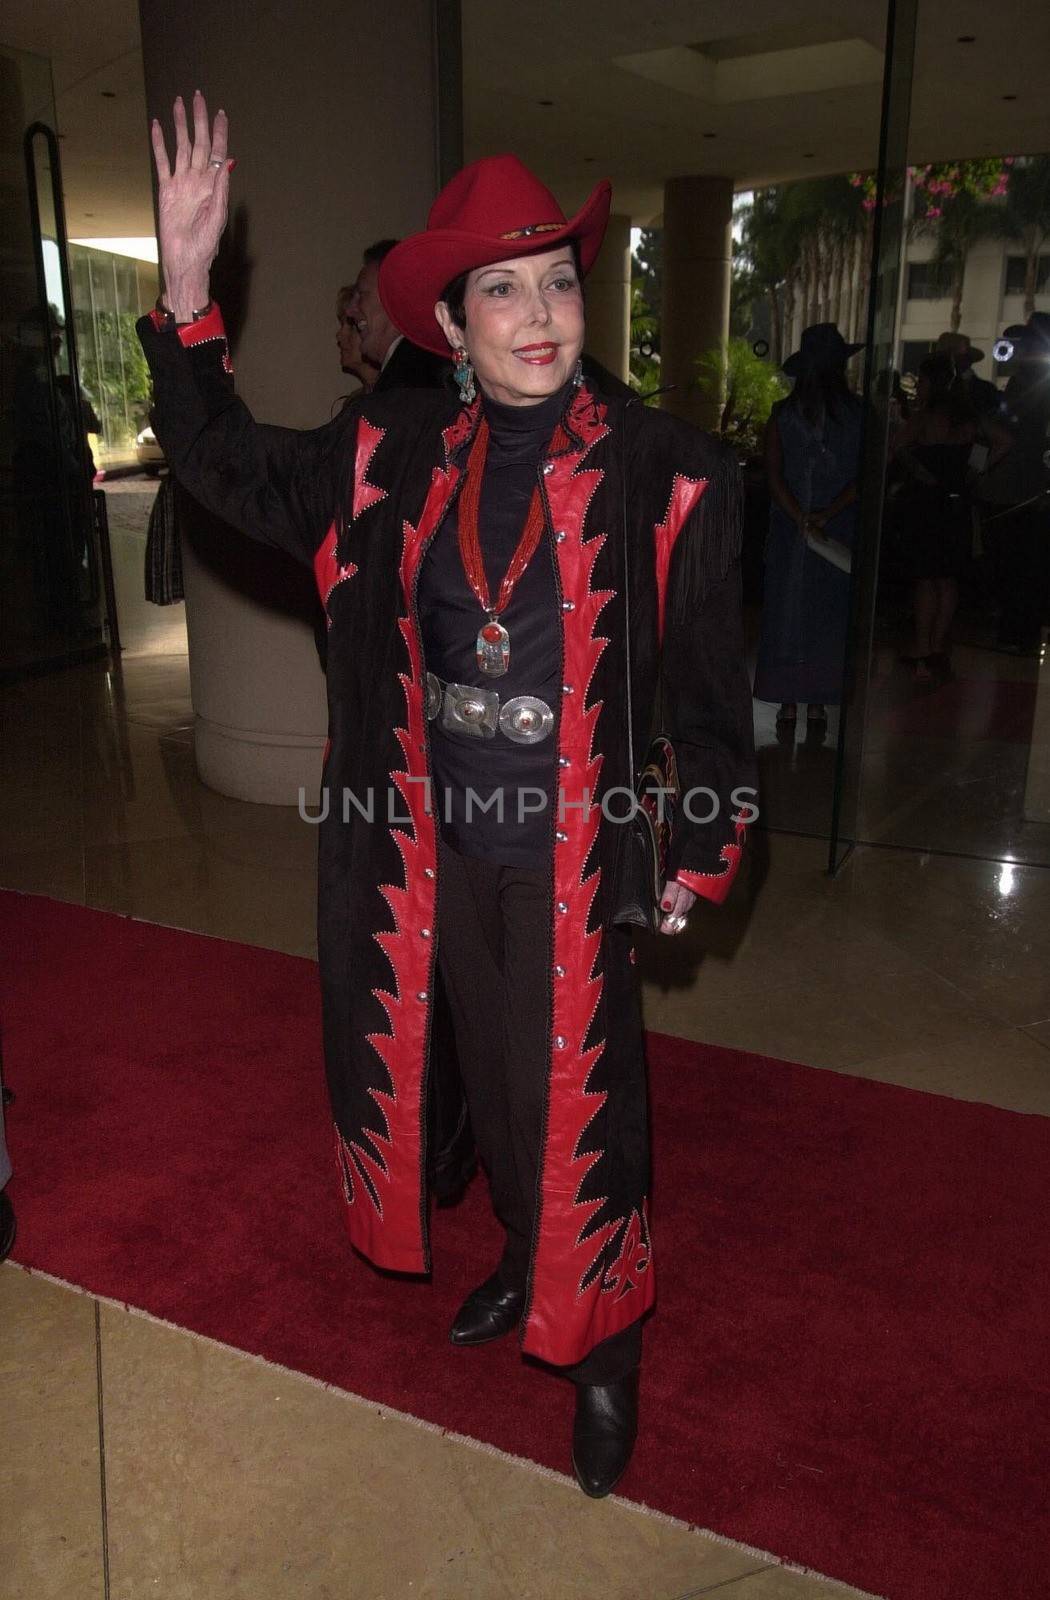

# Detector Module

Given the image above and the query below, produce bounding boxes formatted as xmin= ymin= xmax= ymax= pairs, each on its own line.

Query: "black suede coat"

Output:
xmin=138 ymin=306 xmax=756 ymax=1367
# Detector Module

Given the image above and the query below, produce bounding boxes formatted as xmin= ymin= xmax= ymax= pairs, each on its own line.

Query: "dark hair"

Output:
xmin=788 ymin=363 xmax=851 ymax=424
xmin=919 ymin=352 xmax=976 ymax=428
xmin=362 ymin=238 xmax=399 ymax=267
xmin=439 ymin=239 xmax=584 ymax=332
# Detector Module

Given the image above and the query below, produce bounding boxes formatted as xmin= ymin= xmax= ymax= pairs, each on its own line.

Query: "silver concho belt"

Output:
xmin=426 ymin=672 xmax=554 ymax=744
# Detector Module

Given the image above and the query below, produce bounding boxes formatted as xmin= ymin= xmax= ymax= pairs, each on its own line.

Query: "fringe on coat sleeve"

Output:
xmin=671 ymin=442 xmax=744 ymax=626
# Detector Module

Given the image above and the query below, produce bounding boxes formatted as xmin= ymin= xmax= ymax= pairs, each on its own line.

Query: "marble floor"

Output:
xmin=2 ymin=482 xmax=1048 ymax=1598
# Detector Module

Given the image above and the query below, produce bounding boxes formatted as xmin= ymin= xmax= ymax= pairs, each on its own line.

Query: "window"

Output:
xmin=1004 ymin=254 xmax=1050 ymax=295
xmin=899 ymin=340 xmax=930 ymax=381
xmin=906 ymin=262 xmax=947 ymax=301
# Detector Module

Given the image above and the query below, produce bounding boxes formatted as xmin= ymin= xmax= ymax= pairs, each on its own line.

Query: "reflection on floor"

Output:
xmin=2 ymin=482 xmax=1047 ymax=1599
xmin=855 ymin=632 xmax=1050 ymax=863
xmin=753 ymin=607 xmax=1050 ymax=866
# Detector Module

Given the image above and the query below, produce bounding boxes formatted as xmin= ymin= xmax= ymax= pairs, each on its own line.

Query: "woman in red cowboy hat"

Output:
xmin=140 ymin=93 xmax=755 ymax=1497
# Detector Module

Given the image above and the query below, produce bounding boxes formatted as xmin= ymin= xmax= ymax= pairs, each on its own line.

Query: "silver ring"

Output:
xmin=208 ymin=157 xmax=224 ymax=169
xmin=668 ymin=913 xmax=687 ymax=933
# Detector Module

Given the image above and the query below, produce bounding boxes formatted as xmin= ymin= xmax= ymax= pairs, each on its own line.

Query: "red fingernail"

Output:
xmin=661 ymin=900 xmax=673 ymax=910
xmin=227 ymin=158 xmax=237 ymax=171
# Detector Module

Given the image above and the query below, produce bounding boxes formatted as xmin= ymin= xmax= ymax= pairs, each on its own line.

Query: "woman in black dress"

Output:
xmin=893 ymin=354 xmax=1011 ymax=680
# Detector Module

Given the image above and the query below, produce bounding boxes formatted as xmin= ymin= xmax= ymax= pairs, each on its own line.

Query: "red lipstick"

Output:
xmin=513 ymin=342 xmax=558 ymax=365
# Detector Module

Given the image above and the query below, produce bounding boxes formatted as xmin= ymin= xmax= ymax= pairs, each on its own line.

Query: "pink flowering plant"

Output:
xmin=849 ymin=157 xmax=1014 ymax=219
xmin=910 ymin=158 xmax=1013 ymax=220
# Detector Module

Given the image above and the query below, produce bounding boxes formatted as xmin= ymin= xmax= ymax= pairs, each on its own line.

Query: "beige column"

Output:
xmin=659 ymin=175 xmax=734 ymax=432
xmin=137 ymin=0 xmax=442 ymax=802
xmin=584 ymin=212 xmax=631 ymax=383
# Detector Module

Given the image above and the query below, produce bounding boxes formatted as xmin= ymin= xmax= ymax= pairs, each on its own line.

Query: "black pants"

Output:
xmin=436 ymin=838 xmax=642 ymax=1386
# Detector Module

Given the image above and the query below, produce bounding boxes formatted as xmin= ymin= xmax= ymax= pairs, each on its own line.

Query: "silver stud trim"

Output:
xmin=416 ymin=991 xmax=427 ymax=1001
xmin=424 ymin=867 xmax=435 ymax=879
xmin=562 ymin=684 xmax=573 ymax=694
xmin=557 ymin=901 xmax=568 ymax=914
xmin=554 ymin=964 xmax=566 ymax=977
xmin=562 ymin=600 xmax=574 ymax=611
xmin=542 ymin=461 xmax=554 ymax=475
xmin=554 ymin=1035 xmax=567 ymax=1049
xmin=555 ymin=830 xmax=568 ymax=843
xmin=420 ymin=927 xmax=431 ymax=938
xmin=558 ymin=756 xmax=570 ymax=767
xmin=555 ymin=530 xmax=566 ymax=542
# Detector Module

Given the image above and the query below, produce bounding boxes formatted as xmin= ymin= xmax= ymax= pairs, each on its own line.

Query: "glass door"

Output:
xmin=1 ymin=48 xmax=110 ymax=679
xmin=830 ymin=0 xmax=918 ymax=870
xmin=831 ymin=1 xmax=1050 ymax=869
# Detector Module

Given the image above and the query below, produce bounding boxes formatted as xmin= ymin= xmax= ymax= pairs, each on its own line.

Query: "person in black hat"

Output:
xmin=933 ymin=332 xmax=1000 ymax=420
xmin=754 ymin=323 xmax=864 ymax=735
xmin=977 ymin=313 xmax=1050 ymax=653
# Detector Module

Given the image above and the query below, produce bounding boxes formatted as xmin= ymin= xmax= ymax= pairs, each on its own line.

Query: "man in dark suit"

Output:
xmin=347 ymin=240 xmax=451 ymax=392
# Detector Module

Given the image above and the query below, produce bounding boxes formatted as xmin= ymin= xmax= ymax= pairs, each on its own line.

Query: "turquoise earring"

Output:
xmin=453 ymin=347 xmax=476 ymax=404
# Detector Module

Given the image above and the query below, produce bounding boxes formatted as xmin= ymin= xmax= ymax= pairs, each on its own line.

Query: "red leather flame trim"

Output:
xmin=335 ymin=461 xmax=460 ymax=1273
xmin=522 ymin=399 xmax=656 ymax=1367
xmin=164 ymin=302 xmax=233 ymax=373
xmin=442 ymin=402 xmax=480 ymax=463
xmin=675 ymin=820 xmax=746 ymax=907
xmin=312 ymin=521 xmax=358 ymax=623
xmin=174 ymin=302 xmax=226 ymax=347
xmin=600 ymin=1202 xmax=652 ymax=1302
xmin=654 ymin=474 xmax=708 ymax=643
xmin=352 ymin=419 xmax=388 ymax=520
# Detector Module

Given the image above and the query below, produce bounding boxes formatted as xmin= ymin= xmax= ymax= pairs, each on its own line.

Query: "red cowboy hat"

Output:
xmin=378 ymin=154 xmax=612 ymax=358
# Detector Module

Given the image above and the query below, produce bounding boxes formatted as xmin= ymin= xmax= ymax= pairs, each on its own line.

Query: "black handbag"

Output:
xmin=612 ymin=733 xmax=680 ymax=933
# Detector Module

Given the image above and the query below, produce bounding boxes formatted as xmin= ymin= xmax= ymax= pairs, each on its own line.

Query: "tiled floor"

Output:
xmin=2 ymin=483 xmax=1048 ymax=1597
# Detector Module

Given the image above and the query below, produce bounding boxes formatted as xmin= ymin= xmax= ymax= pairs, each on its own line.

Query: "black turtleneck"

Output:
xmin=418 ymin=380 xmax=571 ymax=867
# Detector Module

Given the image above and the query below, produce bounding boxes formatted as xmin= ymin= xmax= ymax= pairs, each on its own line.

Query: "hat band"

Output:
xmin=498 ymin=221 xmax=564 ymax=241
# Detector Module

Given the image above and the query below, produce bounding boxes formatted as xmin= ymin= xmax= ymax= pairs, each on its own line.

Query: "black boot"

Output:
xmin=448 ymin=1272 xmax=524 ymax=1347
xmin=571 ymin=1371 xmax=639 ymax=1498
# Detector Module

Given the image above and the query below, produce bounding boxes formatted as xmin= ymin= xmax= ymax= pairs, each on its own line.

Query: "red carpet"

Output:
xmin=2 ymin=892 xmax=1048 ymax=1600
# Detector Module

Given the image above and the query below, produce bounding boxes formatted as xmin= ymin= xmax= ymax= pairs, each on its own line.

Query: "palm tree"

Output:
xmin=780 ymin=177 xmax=868 ymax=336
xmin=737 ymin=186 xmax=797 ymax=365
xmin=996 ymin=156 xmax=1050 ymax=318
xmin=736 ymin=177 xmax=869 ymax=364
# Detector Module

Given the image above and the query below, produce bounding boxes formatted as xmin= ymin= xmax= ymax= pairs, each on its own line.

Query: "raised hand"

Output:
xmin=150 ymin=91 xmax=231 ymax=319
